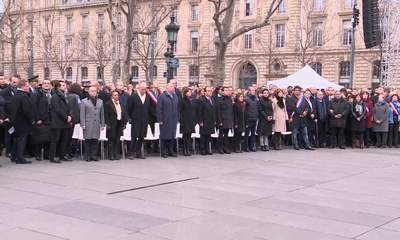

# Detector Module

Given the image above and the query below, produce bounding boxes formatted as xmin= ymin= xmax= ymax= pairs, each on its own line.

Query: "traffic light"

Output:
xmin=353 ymin=6 xmax=360 ymax=28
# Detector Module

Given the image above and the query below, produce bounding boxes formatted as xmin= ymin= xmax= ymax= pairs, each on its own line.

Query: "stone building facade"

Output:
xmin=0 ymin=0 xmax=382 ymax=88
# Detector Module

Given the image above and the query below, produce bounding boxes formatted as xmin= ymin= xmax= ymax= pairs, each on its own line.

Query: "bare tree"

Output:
xmin=35 ymin=7 xmax=75 ymax=80
xmin=292 ymin=1 xmax=338 ymax=67
xmin=258 ymin=25 xmax=277 ymax=82
xmin=0 ymin=0 xmax=26 ymax=75
xmin=88 ymin=34 xmax=111 ymax=81
xmin=210 ymin=0 xmax=283 ymax=86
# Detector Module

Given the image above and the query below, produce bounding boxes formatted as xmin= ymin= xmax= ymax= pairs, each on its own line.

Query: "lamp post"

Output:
xmin=164 ymin=15 xmax=180 ymax=82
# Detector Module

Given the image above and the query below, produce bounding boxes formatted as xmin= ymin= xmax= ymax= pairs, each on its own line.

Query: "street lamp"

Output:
xmin=164 ymin=15 xmax=180 ymax=82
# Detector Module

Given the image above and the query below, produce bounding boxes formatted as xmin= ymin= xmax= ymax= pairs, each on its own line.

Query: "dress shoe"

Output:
xmin=91 ymin=158 xmax=99 ymax=161
xmin=218 ymin=150 xmax=224 ymax=154
xmin=61 ymin=158 xmax=72 ymax=162
xmin=128 ymin=155 xmax=135 ymax=160
xmin=305 ymin=147 xmax=315 ymax=151
xmin=16 ymin=160 xmax=32 ymax=164
xmin=35 ymin=156 xmax=42 ymax=161
xmin=169 ymin=153 xmax=177 ymax=157
xmin=206 ymin=151 xmax=213 ymax=155
xmin=161 ymin=154 xmax=168 ymax=158
xmin=339 ymin=146 xmax=346 ymax=149
xmin=136 ymin=154 xmax=146 ymax=159
xmin=250 ymin=148 xmax=256 ymax=152
xmin=50 ymin=159 xmax=62 ymax=164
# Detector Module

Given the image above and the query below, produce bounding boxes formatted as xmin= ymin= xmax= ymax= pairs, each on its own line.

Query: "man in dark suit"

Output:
xmin=31 ymin=79 xmax=52 ymax=160
xmin=49 ymin=81 xmax=72 ymax=163
xmin=198 ymin=86 xmax=216 ymax=155
xmin=216 ymin=86 xmax=234 ymax=154
xmin=1 ymin=75 xmax=19 ymax=158
xmin=10 ymin=79 xmax=34 ymax=164
xmin=105 ymin=90 xmax=127 ymax=160
xmin=127 ymin=81 xmax=152 ymax=159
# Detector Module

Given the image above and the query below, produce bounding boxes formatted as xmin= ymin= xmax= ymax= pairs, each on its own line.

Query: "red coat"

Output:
xmin=364 ymin=99 xmax=374 ymax=129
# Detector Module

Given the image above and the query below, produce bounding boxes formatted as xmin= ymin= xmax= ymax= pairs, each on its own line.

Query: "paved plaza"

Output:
xmin=0 ymin=149 xmax=400 ymax=240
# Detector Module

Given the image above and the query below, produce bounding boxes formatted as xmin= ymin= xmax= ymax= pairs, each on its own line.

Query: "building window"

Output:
xmin=314 ymin=0 xmax=324 ymax=11
xmin=189 ymin=65 xmax=199 ymax=83
xmin=312 ymin=22 xmax=323 ymax=47
xmin=97 ymin=66 xmax=104 ymax=81
xmin=66 ymin=16 xmax=73 ymax=33
xmin=80 ymin=38 xmax=88 ymax=56
xmin=191 ymin=31 xmax=199 ymax=52
xmin=82 ymin=15 xmax=88 ymax=32
xmin=152 ymin=65 xmax=158 ymax=77
xmin=344 ymin=0 xmax=355 ymax=9
xmin=278 ymin=0 xmax=285 ymax=14
xmin=311 ymin=62 xmax=322 ymax=75
xmin=342 ymin=20 xmax=352 ymax=45
xmin=116 ymin=12 xmax=122 ymax=27
xmin=132 ymin=34 xmax=138 ymax=53
xmin=372 ymin=60 xmax=381 ymax=88
xmin=66 ymin=67 xmax=73 ymax=81
xmin=44 ymin=67 xmax=50 ymax=80
xmin=131 ymin=66 xmax=139 ymax=81
xmin=339 ymin=61 xmax=350 ymax=86
xmin=245 ymin=0 xmax=253 ymax=16
xmin=81 ymin=66 xmax=88 ymax=81
xmin=98 ymin=14 xmax=104 ymax=32
xmin=244 ymin=32 xmax=253 ymax=49
xmin=191 ymin=5 xmax=199 ymax=21
xmin=275 ymin=24 xmax=285 ymax=48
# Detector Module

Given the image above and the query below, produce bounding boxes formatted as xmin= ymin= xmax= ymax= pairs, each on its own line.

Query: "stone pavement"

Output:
xmin=1 ymin=148 xmax=400 ymax=240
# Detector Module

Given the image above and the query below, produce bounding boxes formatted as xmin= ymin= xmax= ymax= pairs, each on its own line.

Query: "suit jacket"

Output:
xmin=80 ymin=98 xmax=105 ymax=139
xmin=127 ymin=93 xmax=152 ymax=138
xmin=10 ymin=90 xmax=34 ymax=135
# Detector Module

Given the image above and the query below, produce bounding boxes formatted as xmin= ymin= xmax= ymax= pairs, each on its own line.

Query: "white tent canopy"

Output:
xmin=268 ymin=65 xmax=343 ymax=90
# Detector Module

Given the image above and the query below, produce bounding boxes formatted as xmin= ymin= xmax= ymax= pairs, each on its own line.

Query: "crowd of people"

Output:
xmin=0 ymin=74 xmax=399 ymax=166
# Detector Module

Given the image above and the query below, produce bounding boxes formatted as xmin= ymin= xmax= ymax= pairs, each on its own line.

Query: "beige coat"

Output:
xmin=272 ymin=98 xmax=288 ymax=132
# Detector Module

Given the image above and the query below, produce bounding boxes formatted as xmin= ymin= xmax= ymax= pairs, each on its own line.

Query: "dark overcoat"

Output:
xmin=67 ymin=93 xmax=81 ymax=124
xmin=180 ymin=97 xmax=196 ymax=134
xmin=329 ymin=98 xmax=349 ymax=128
xmin=156 ymin=92 xmax=179 ymax=140
xmin=10 ymin=90 xmax=34 ymax=135
xmin=216 ymin=96 xmax=234 ymax=129
xmin=198 ymin=96 xmax=216 ymax=135
xmin=233 ymin=101 xmax=245 ymax=132
xmin=127 ymin=93 xmax=152 ymax=138
xmin=350 ymin=101 xmax=366 ymax=132
xmin=50 ymin=91 xmax=70 ymax=129
xmin=257 ymin=97 xmax=274 ymax=136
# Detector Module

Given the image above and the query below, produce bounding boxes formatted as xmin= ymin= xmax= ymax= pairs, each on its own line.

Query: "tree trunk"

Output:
xmin=11 ymin=41 xmax=17 ymax=75
xmin=122 ymin=1 xmax=135 ymax=83
xmin=214 ymin=44 xmax=227 ymax=87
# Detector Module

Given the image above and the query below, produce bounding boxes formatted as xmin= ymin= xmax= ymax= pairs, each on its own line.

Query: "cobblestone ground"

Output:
xmin=1 ymin=148 xmax=400 ymax=240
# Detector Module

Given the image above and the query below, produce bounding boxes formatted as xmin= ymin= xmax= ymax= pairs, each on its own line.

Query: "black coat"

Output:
xmin=67 ymin=93 xmax=81 ymax=124
xmin=198 ymin=96 xmax=216 ymax=135
xmin=233 ymin=101 xmax=245 ymax=132
xmin=1 ymin=85 xmax=15 ymax=120
xmin=32 ymin=89 xmax=51 ymax=124
xmin=350 ymin=101 xmax=366 ymax=132
xmin=105 ymin=100 xmax=127 ymax=140
xmin=244 ymin=96 xmax=258 ymax=122
xmin=180 ymin=97 xmax=196 ymax=134
xmin=127 ymin=93 xmax=152 ymax=138
xmin=286 ymin=95 xmax=309 ymax=128
xmin=50 ymin=91 xmax=70 ymax=129
xmin=257 ymin=97 xmax=274 ymax=136
xmin=216 ymin=96 xmax=234 ymax=129
xmin=329 ymin=98 xmax=349 ymax=128
xmin=10 ymin=90 xmax=34 ymax=135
